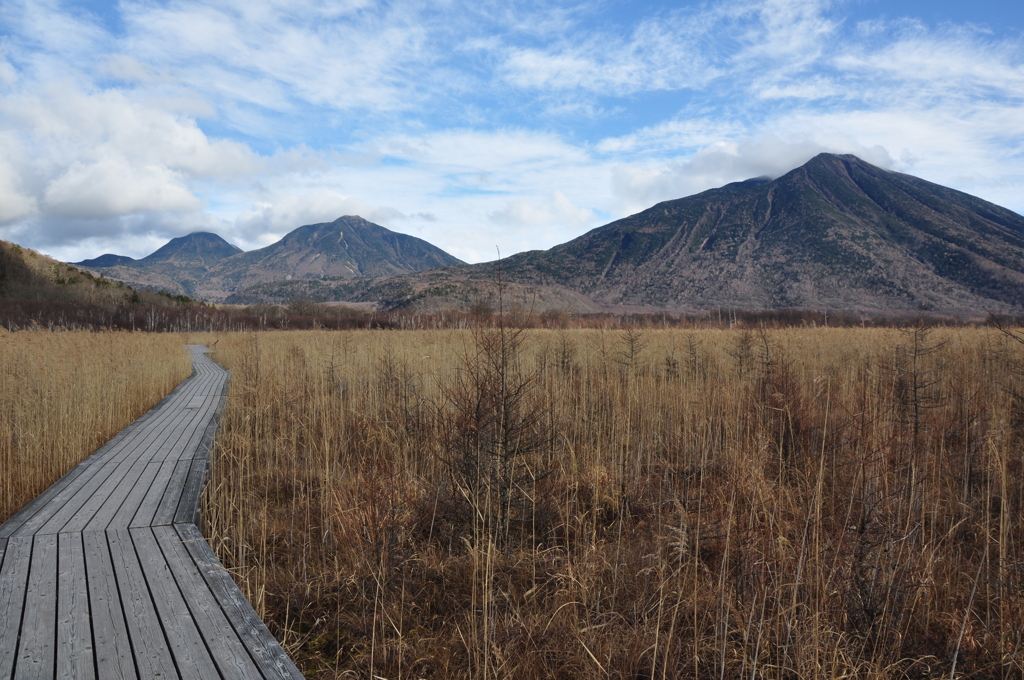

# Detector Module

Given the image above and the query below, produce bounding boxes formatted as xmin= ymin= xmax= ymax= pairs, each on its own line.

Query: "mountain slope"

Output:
xmin=76 ymin=254 xmax=137 ymax=268
xmin=74 ymin=232 xmax=243 ymax=297
xmin=193 ymin=216 xmax=463 ymax=300
xmin=490 ymin=153 xmax=1024 ymax=312
xmin=76 ymin=217 xmax=463 ymax=301
xmin=227 ymin=154 xmax=1024 ymax=314
xmin=138 ymin=232 xmax=242 ymax=267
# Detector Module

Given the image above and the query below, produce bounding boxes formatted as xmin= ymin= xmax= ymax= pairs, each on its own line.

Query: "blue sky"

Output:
xmin=0 ymin=0 xmax=1022 ymax=263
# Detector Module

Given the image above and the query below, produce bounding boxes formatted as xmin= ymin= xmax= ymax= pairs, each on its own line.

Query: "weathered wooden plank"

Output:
xmin=82 ymin=531 xmax=137 ymax=680
xmin=107 ymin=528 xmax=178 ymax=679
xmin=0 ymin=395 xmax=162 ymax=533
xmin=0 ymin=464 xmax=93 ymax=540
xmin=195 ymin=417 xmax=222 ymax=461
xmin=102 ymin=459 xmax=164 ymax=532
xmin=103 ymin=392 xmax=209 ymax=526
xmin=148 ymin=399 xmax=210 ymax=465
xmin=176 ymin=523 xmax=304 ymax=679
xmin=174 ymin=458 xmax=209 ymax=526
xmin=63 ymin=458 xmax=152 ymax=535
xmin=15 ymin=402 xmax=186 ymax=537
xmin=153 ymin=525 xmax=263 ymax=680
xmin=131 ymin=527 xmax=221 ymax=680
xmin=164 ymin=400 xmax=215 ymax=466
xmin=0 ymin=537 xmax=32 ymax=678
xmin=131 ymin=459 xmax=181 ymax=528
xmin=150 ymin=460 xmax=194 ymax=528
xmin=13 ymin=534 xmax=58 ymax=679
xmin=59 ymin=403 xmax=195 ymax=534
xmin=57 ymin=533 xmax=95 ymax=680
xmin=0 ymin=421 xmax=144 ymax=537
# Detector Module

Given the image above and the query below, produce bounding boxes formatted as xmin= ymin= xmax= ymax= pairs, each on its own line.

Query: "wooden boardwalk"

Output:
xmin=0 ymin=346 xmax=303 ymax=679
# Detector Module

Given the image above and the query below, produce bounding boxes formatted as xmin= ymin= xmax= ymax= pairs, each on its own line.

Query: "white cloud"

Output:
xmin=736 ymin=0 xmax=838 ymax=68
xmin=0 ymin=82 xmax=261 ymax=239
xmin=498 ymin=13 xmax=719 ymax=95
xmin=757 ymin=75 xmax=840 ymax=100
xmin=489 ymin=191 xmax=596 ymax=229
xmin=610 ymin=135 xmax=894 ymax=213
xmin=0 ymin=56 xmax=17 ymax=86
xmin=384 ymin=129 xmax=589 ymax=170
xmin=597 ymin=118 xmax=747 ymax=154
xmin=98 ymin=55 xmax=165 ymax=84
xmin=120 ymin=0 xmax=435 ymax=113
xmin=44 ymin=158 xmax=200 ymax=218
xmin=0 ymin=164 xmax=38 ymax=224
xmin=835 ymin=28 xmax=1024 ymax=98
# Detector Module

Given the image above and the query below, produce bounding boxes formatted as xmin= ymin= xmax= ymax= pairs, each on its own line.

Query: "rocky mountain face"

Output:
xmin=483 ymin=153 xmax=1024 ymax=313
xmin=77 ymin=217 xmax=464 ymax=301
xmin=227 ymin=154 xmax=1024 ymax=315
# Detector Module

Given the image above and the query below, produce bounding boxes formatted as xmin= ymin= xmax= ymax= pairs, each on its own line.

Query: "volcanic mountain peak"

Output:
xmin=139 ymin=232 xmax=242 ymax=266
xmin=279 ymin=215 xmax=370 ymax=244
xmin=195 ymin=215 xmax=464 ymax=299
xmin=489 ymin=152 xmax=1024 ymax=313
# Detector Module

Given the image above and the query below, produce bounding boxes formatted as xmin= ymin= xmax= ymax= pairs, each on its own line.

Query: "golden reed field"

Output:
xmin=3 ymin=325 xmax=1023 ymax=679
xmin=200 ymin=326 xmax=1024 ymax=679
xmin=0 ymin=331 xmax=191 ymax=522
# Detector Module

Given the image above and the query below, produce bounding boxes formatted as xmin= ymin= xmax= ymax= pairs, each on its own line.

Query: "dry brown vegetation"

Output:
xmin=202 ymin=325 xmax=1024 ymax=679
xmin=0 ymin=330 xmax=192 ymax=523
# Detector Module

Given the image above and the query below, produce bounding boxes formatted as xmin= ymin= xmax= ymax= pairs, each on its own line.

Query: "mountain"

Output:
xmin=2 ymin=239 xmax=159 ymax=309
xmin=483 ymin=153 xmax=1024 ymax=313
xmin=194 ymin=215 xmax=462 ymax=300
xmin=77 ymin=217 xmax=464 ymax=301
xmin=73 ymin=232 xmax=243 ymax=298
xmin=76 ymin=254 xmax=136 ymax=268
xmin=138 ymin=232 xmax=242 ymax=266
xmin=228 ymin=154 xmax=1024 ymax=315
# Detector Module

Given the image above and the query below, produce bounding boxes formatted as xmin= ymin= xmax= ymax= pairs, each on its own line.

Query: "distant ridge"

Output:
xmin=78 ymin=217 xmax=464 ymax=301
xmin=228 ymin=154 xmax=1024 ymax=315
xmin=75 ymin=253 xmax=136 ymax=268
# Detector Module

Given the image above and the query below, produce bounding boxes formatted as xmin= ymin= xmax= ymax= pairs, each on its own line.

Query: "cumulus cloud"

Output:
xmin=0 ymin=80 xmax=261 ymax=246
xmin=44 ymin=158 xmax=200 ymax=218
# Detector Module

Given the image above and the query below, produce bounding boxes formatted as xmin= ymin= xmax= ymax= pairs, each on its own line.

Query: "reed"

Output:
xmin=0 ymin=330 xmax=192 ymax=523
xmin=203 ymin=326 xmax=1024 ymax=679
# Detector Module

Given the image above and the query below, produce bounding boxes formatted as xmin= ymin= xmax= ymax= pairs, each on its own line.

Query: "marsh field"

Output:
xmin=4 ymin=325 xmax=1024 ymax=679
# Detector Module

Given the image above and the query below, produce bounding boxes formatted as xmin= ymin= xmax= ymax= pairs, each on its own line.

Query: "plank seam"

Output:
xmin=105 ymin=530 xmax=144 ymax=680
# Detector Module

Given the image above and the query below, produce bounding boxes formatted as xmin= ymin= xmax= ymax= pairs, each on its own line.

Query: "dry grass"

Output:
xmin=203 ymin=326 xmax=1024 ymax=679
xmin=0 ymin=330 xmax=192 ymax=523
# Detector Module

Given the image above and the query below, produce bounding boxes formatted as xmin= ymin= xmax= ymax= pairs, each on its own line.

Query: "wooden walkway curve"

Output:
xmin=0 ymin=345 xmax=304 ymax=679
